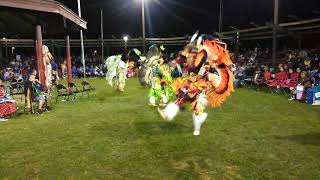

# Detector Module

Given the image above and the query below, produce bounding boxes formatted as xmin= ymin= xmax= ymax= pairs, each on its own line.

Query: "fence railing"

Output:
xmin=0 ymin=37 xmax=190 ymax=48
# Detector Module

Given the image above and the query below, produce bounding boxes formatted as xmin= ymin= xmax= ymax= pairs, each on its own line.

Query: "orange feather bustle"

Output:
xmin=205 ymin=40 xmax=234 ymax=107
xmin=172 ymin=39 xmax=234 ymax=109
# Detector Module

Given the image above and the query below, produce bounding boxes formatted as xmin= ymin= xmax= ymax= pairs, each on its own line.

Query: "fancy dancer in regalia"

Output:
xmin=158 ymin=33 xmax=235 ymax=136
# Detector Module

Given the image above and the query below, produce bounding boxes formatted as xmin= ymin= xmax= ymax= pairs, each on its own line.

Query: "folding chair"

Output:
xmin=254 ymin=71 xmax=271 ymax=90
xmin=56 ymin=84 xmax=73 ymax=103
xmin=280 ymin=72 xmax=299 ymax=95
xmin=68 ymin=82 xmax=82 ymax=100
xmin=9 ymin=79 xmax=24 ymax=102
xmin=24 ymin=83 xmax=50 ymax=114
xmin=267 ymin=72 xmax=288 ymax=94
xmin=81 ymin=81 xmax=96 ymax=97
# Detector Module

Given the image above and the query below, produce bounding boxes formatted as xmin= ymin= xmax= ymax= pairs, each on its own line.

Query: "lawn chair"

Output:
xmin=280 ymin=72 xmax=299 ymax=94
xmin=243 ymin=76 xmax=254 ymax=88
xmin=9 ymin=79 xmax=24 ymax=102
xmin=68 ymin=82 xmax=82 ymax=100
xmin=267 ymin=72 xmax=288 ymax=93
xmin=24 ymin=82 xmax=48 ymax=114
xmin=255 ymin=71 xmax=271 ymax=90
xmin=56 ymin=84 xmax=73 ymax=103
xmin=81 ymin=81 xmax=96 ymax=97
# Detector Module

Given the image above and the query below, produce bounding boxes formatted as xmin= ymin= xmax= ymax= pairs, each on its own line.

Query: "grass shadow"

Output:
xmin=89 ymin=121 xmax=189 ymax=139
xmin=275 ymin=133 xmax=320 ymax=146
xmin=133 ymin=121 xmax=190 ymax=136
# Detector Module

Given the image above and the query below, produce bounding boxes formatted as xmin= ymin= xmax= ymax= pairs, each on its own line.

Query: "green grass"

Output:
xmin=0 ymin=78 xmax=320 ymax=179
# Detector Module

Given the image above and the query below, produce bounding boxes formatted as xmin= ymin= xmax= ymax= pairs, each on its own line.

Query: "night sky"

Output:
xmin=0 ymin=0 xmax=319 ymax=39
xmin=56 ymin=0 xmax=320 ymax=38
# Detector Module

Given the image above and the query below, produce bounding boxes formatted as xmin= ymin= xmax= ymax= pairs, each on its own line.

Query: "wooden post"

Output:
xmin=66 ymin=35 xmax=72 ymax=83
xmin=64 ymin=18 xmax=72 ymax=83
xmin=272 ymin=0 xmax=279 ymax=68
xmin=35 ymin=25 xmax=46 ymax=87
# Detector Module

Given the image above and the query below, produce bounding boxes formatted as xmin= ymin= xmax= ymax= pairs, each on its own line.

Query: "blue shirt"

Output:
xmin=52 ymin=63 xmax=58 ymax=71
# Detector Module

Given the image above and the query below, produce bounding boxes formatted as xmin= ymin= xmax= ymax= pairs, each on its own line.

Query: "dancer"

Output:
xmin=145 ymin=45 xmax=173 ymax=106
xmin=126 ymin=48 xmax=142 ymax=78
xmin=42 ymin=45 xmax=53 ymax=90
xmin=116 ymin=55 xmax=128 ymax=92
xmin=105 ymin=55 xmax=122 ymax=87
xmin=147 ymin=58 xmax=173 ymax=106
xmin=138 ymin=60 xmax=148 ymax=86
xmin=158 ymin=33 xmax=235 ymax=136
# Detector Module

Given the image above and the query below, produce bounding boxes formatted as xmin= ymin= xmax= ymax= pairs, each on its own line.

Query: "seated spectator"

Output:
xmin=94 ymin=65 xmax=100 ymax=76
xmin=77 ymin=66 xmax=84 ymax=78
xmin=3 ymin=69 xmax=13 ymax=81
xmin=313 ymin=79 xmax=320 ymax=105
xmin=304 ymin=57 xmax=312 ymax=70
xmin=281 ymin=68 xmax=299 ymax=89
xmin=72 ymin=66 xmax=78 ymax=77
xmin=85 ymin=66 xmax=90 ymax=77
xmin=253 ymin=67 xmax=263 ymax=84
xmin=313 ymin=54 xmax=319 ymax=68
xmin=234 ymin=66 xmax=246 ymax=87
xmin=89 ymin=65 xmax=95 ymax=77
xmin=61 ymin=62 xmax=67 ymax=78
xmin=262 ymin=67 xmax=272 ymax=82
xmin=51 ymin=60 xmax=59 ymax=81
xmin=289 ymin=71 xmax=312 ymax=101
xmin=24 ymin=70 xmax=49 ymax=114
xmin=0 ymin=80 xmax=18 ymax=121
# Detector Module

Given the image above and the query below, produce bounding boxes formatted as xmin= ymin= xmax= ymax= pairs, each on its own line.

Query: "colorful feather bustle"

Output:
xmin=207 ymin=67 xmax=234 ymax=107
xmin=204 ymin=40 xmax=234 ymax=107
xmin=172 ymin=39 xmax=234 ymax=109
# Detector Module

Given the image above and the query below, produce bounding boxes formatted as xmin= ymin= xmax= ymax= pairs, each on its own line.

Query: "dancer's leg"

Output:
xmin=192 ymin=92 xmax=208 ymax=136
xmin=192 ymin=112 xmax=208 ymax=136
xmin=158 ymin=102 xmax=180 ymax=121
xmin=159 ymin=94 xmax=168 ymax=106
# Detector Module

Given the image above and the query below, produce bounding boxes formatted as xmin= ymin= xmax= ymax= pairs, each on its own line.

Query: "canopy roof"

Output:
xmin=0 ymin=0 xmax=87 ymax=38
xmin=222 ymin=18 xmax=320 ymax=41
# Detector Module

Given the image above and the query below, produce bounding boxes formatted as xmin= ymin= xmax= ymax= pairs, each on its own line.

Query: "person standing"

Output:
xmin=51 ymin=59 xmax=59 ymax=81
xmin=42 ymin=45 xmax=53 ymax=90
xmin=61 ymin=61 xmax=67 ymax=79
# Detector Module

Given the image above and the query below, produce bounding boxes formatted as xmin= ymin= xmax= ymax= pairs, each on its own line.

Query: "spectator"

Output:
xmin=77 ymin=66 xmax=84 ymax=78
xmin=304 ymin=57 xmax=312 ymax=70
xmin=72 ymin=66 xmax=78 ymax=77
xmin=61 ymin=61 xmax=67 ymax=78
xmin=24 ymin=70 xmax=48 ymax=114
xmin=313 ymin=78 xmax=320 ymax=105
xmin=51 ymin=60 xmax=59 ymax=81
xmin=234 ymin=65 xmax=246 ymax=87
xmin=289 ymin=71 xmax=311 ymax=101
xmin=0 ymin=80 xmax=18 ymax=121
